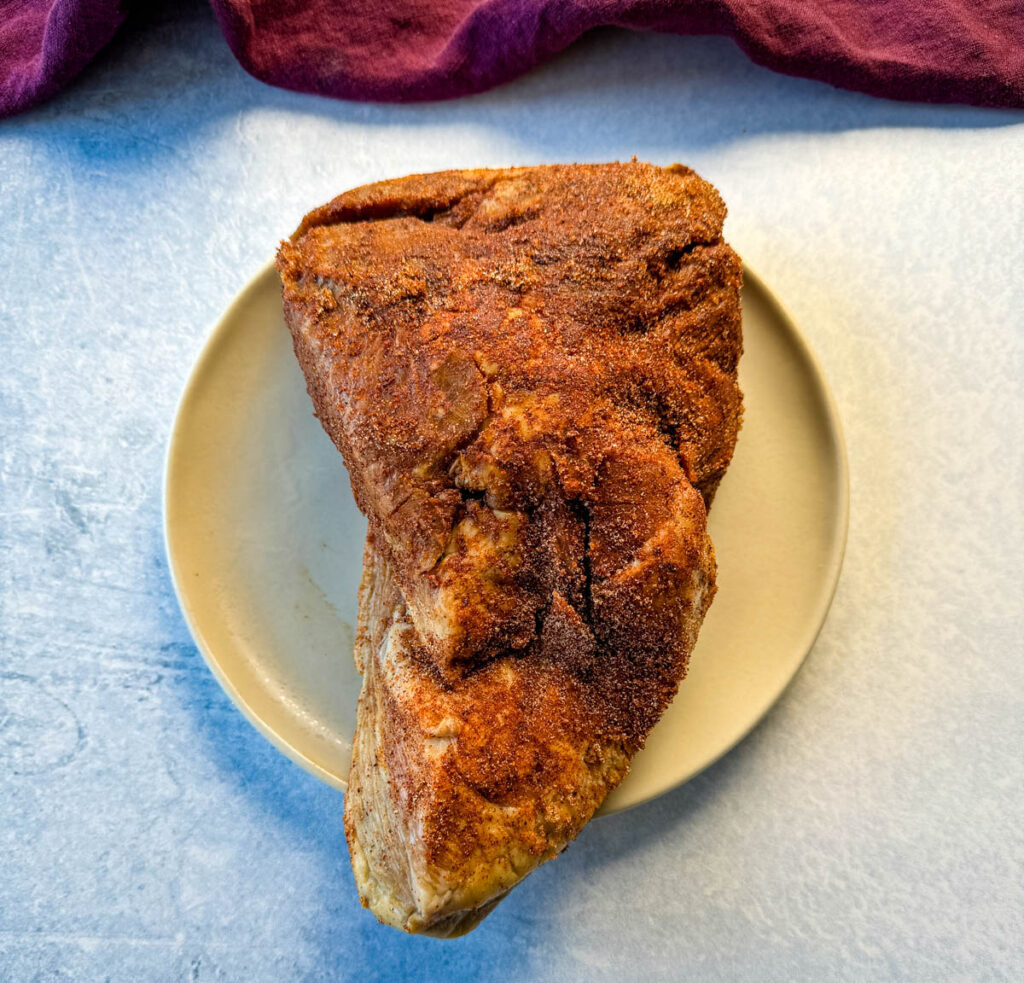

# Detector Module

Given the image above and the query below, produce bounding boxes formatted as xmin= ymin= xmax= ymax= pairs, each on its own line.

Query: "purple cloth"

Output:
xmin=3 ymin=0 xmax=1023 ymax=119
xmin=0 ymin=0 xmax=127 ymax=118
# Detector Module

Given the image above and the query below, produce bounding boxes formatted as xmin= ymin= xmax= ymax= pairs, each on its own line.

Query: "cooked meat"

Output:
xmin=345 ymin=533 xmax=633 ymax=936
xmin=276 ymin=162 xmax=743 ymax=935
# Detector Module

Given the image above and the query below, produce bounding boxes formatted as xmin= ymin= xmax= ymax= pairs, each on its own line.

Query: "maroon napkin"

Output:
xmin=3 ymin=0 xmax=1022 ymax=118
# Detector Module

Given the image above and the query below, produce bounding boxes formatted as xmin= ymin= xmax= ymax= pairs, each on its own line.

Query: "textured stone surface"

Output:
xmin=1 ymin=3 xmax=1022 ymax=980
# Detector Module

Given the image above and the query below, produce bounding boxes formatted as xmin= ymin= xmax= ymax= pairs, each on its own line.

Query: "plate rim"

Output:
xmin=163 ymin=264 xmax=347 ymax=791
xmin=163 ymin=260 xmax=850 ymax=813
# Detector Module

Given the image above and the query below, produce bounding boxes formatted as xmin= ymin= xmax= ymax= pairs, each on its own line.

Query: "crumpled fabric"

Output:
xmin=1 ymin=0 xmax=127 ymax=118
xmin=3 ymin=0 xmax=1023 ymax=119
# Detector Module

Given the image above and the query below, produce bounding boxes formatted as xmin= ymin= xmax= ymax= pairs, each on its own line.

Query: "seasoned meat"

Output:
xmin=276 ymin=162 xmax=743 ymax=934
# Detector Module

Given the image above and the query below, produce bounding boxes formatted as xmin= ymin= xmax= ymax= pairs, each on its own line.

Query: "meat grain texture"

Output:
xmin=276 ymin=161 xmax=743 ymax=935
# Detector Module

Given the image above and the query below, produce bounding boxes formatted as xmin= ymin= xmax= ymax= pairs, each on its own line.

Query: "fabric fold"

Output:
xmin=3 ymin=1 xmax=1020 ymax=119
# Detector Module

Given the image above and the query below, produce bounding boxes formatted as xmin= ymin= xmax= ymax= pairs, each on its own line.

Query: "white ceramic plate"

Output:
xmin=164 ymin=262 xmax=847 ymax=815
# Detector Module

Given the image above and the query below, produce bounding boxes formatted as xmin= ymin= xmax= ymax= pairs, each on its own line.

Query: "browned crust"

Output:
xmin=276 ymin=161 xmax=742 ymax=754
xmin=347 ymin=534 xmax=630 ymax=928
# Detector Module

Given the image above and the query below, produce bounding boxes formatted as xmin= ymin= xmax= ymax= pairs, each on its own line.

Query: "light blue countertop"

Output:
xmin=1 ymin=3 xmax=1022 ymax=980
